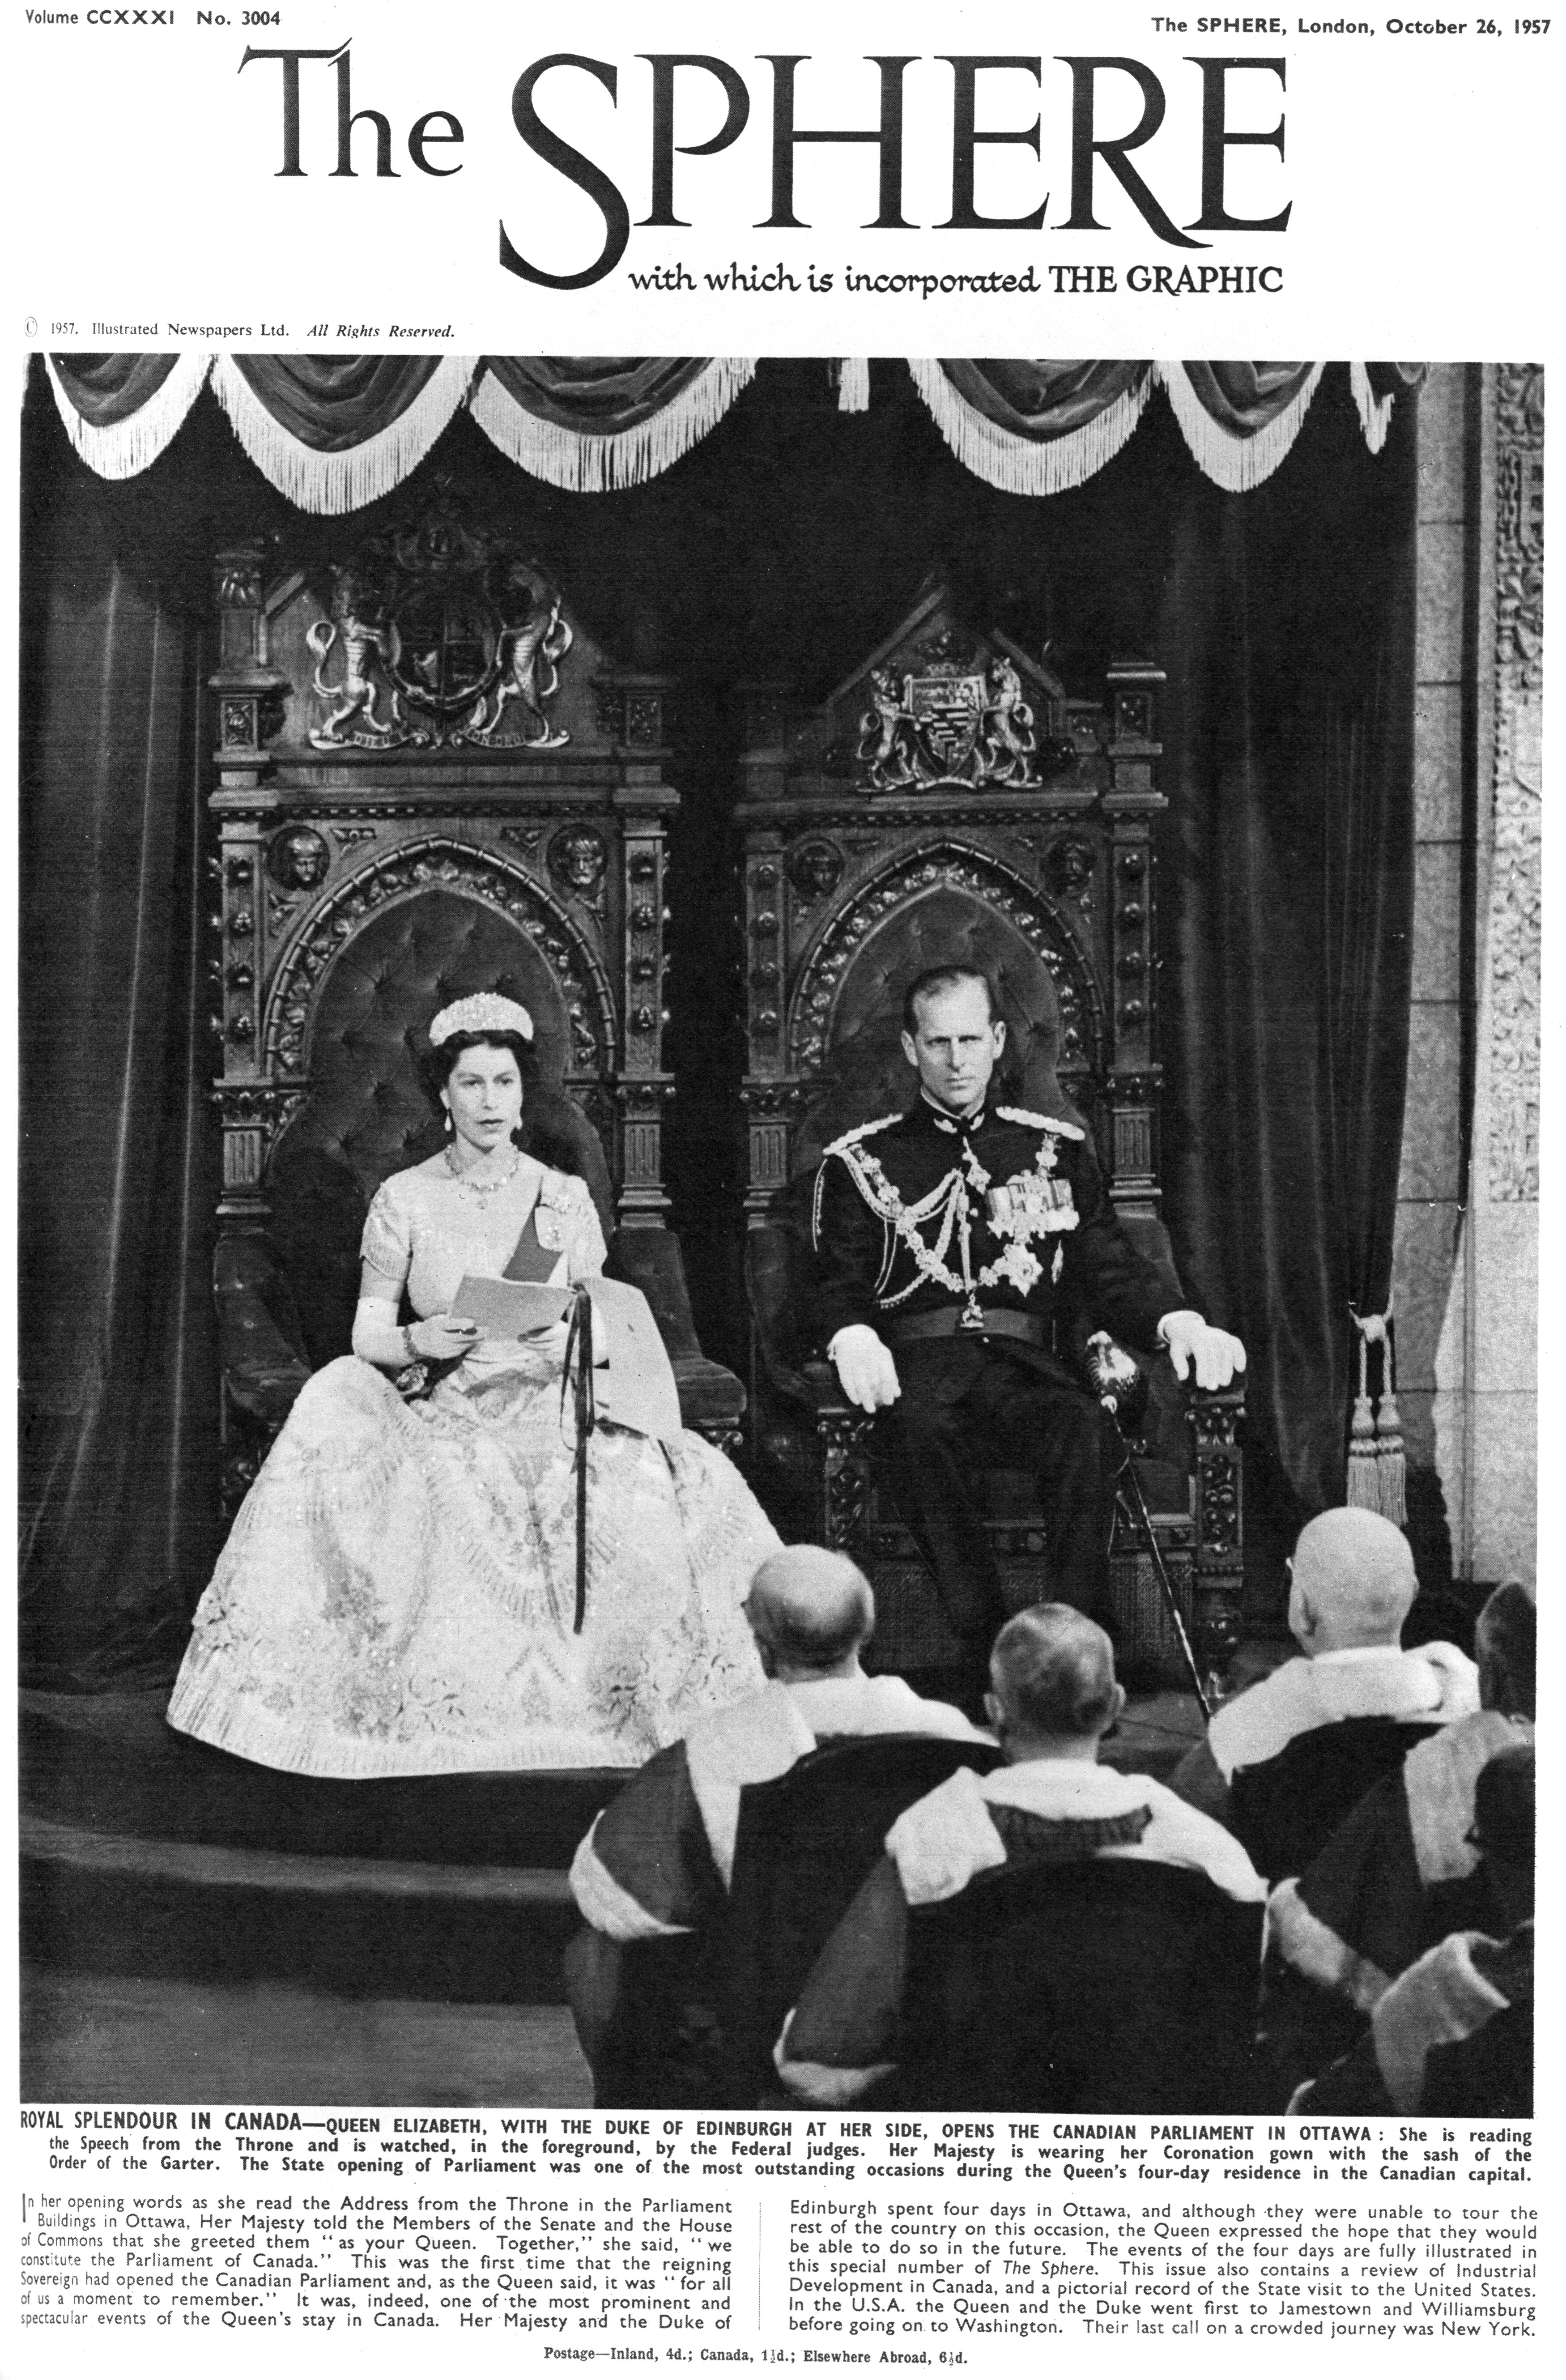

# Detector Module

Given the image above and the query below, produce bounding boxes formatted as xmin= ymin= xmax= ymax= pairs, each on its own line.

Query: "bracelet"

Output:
xmin=400 ymin=1324 xmax=419 ymax=1364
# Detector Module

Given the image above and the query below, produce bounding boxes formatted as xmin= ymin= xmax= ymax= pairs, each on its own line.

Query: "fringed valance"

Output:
xmin=43 ymin=349 xmax=214 ymax=480
xmin=908 ymin=358 xmax=1154 ymax=495
xmin=44 ymin=353 xmax=1424 ymax=511
xmin=1161 ymin=361 xmax=1326 ymax=494
xmin=211 ymin=353 xmax=478 ymax=514
xmin=910 ymin=359 xmax=1426 ymax=494
xmin=469 ymin=356 xmax=757 ymax=492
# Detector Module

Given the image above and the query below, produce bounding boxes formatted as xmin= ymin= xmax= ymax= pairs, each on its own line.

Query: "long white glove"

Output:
xmin=1159 ymin=1309 xmax=1247 ymax=1391
xmin=352 ymin=1297 xmax=478 ymax=1369
xmin=828 ymin=1323 xmax=902 ymax=1413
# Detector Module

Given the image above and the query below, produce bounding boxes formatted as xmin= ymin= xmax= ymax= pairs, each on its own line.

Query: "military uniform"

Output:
xmin=811 ymin=1095 xmax=1181 ymax=1698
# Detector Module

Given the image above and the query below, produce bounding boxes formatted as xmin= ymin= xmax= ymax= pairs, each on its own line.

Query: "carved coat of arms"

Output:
xmin=306 ymin=500 xmax=572 ymax=752
xmin=856 ymin=639 xmax=1045 ymax=791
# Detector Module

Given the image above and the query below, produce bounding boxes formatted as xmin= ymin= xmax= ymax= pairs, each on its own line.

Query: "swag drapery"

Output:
xmin=44 ymin=351 xmax=1422 ymax=508
xmin=21 ymin=356 xmax=1422 ymax=1681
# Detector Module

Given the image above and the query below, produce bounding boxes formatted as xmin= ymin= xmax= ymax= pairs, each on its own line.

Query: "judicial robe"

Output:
xmin=1257 ymin=1707 xmax=1532 ymax=2098
xmin=1291 ymin=1922 xmax=1533 ymax=2117
xmin=775 ymin=1758 xmax=1265 ymax=2112
xmin=565 ymin=1673 xmax=981 ymax=2106
xmin=1170 ymin=1640 xmax=1482 ymax=1879
xmin=569 ymin=1673 xmax=979 ymax=1939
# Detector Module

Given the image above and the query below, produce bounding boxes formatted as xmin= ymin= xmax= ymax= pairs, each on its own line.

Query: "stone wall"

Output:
xmin=1393 ymin=363 xmax=1541 ymax=1588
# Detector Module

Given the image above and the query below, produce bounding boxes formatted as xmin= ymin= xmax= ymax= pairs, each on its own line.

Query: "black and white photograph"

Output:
xmin=18 ymin=351 xmax=1540 ymax=2122
xmin=6 ymin=4 xmax=1553 ymax=2367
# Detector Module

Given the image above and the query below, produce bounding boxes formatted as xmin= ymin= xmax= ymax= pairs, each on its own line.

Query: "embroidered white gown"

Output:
xmin=166 ymin=1156 xmax=774 ymax=1775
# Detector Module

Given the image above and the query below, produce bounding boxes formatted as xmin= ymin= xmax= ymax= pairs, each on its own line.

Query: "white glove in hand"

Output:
xmin=1159 ymin=1310 xmax=1246 ymax=1392
xmin=829 ymin=1324 xmax=902 ymax=1414
xmin=410 ymin=1313 xmax=481 ymax=1360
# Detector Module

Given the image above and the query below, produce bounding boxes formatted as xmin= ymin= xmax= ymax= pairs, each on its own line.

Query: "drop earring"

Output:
xmin=443 ymin=1109 xmax=454 ymax=1135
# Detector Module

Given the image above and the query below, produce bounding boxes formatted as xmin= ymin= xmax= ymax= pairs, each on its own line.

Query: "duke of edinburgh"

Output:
xmin=811 ymin=964 xmax=1245 ymax=1719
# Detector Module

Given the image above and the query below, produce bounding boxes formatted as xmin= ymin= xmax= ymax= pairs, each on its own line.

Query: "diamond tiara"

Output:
xmin=428 ymin=993 xmax=535 ymax=1047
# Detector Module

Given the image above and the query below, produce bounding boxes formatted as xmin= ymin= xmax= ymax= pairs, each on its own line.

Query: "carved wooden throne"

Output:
xmin=206 ymin=495 xmax=741 ymax=1516
xmin=737 ymin=582 xmax=1243 ymax=1683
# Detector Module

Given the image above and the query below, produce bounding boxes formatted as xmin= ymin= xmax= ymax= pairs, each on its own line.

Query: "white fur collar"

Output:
xmin=1209 ymin=1644 xmax=1480 ymax=1782
xmin=885 ymin=1759 xmax=1264 ymax=1909
xmin=684 ymin=1674 xmax=980 ymax=1888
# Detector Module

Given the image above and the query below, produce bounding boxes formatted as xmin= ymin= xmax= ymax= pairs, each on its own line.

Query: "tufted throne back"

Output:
xmin=266 ymin=889 xmax=616 ymax=1371
xmin=204 ymin=502 xmax=741 ymax=1512
xmin=790 ymin=882 xmax=1083 ymax=1174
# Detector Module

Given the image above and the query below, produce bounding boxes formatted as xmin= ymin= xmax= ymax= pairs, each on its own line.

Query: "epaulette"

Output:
xmin=822 ymin=1112 xmax=902 ymax=1158
xmin=997 ymin=1106 xmax=1085 ymax=1140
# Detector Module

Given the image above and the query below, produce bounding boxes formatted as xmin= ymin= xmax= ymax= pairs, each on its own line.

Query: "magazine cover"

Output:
xmin=7 ymin=2 xmax=1552 ymax=2371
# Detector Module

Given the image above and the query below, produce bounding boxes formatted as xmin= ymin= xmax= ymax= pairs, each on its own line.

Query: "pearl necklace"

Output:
xmin=444 ymin=1145 xmax=523 ymax=1205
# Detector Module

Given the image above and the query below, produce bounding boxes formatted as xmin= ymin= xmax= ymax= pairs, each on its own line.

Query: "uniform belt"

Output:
xmin=881 ymin=1307 xmax=1047 ymax=1348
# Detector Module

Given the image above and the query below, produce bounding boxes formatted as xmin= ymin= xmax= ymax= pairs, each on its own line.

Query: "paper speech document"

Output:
xmin=449 ymin=1275 xmax=571 ymax=1337
xmin=451 ymin=1271 xmax=682 ymax=1443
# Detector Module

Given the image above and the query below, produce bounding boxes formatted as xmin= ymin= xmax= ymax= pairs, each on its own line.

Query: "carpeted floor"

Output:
xmin=21 ymin=1971 xmax=591 ymax=2106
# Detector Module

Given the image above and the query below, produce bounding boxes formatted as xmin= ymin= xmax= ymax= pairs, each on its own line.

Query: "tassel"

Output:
xmin=1349 ymin=1305 xmax=1407 ymax=1526
xmin=1347 ymin=1318 xmax=1379 ymax=1511
xmin=470 ymin=358 xmax=757 ymax=491
xmin=906 ymin=358 xmax=1153 ymax=495
xmin=1374 ymin=1309 xmax=1407 ymax=1527
xmin=836 ymin=358 xmax=871 ymax=413
xmin=1156 ymin=361 xmax=1325 ymax=493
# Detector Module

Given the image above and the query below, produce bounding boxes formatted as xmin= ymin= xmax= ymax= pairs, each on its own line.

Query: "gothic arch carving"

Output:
xmin=786 ymin=839 xmax=1108 ymax=1079
xmin=262 ymin=835 xmax=618 ymax=1077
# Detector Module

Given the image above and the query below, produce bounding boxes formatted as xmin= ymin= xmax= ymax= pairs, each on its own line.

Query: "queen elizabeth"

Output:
xmin=166 ymin=994 xmax=772 ymax=1775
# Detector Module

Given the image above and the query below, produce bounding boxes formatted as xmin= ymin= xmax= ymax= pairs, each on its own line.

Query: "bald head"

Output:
xmin=989 ymin=1604 xmax=1123 ymax=1751
xmin=745 ymin=1547 xmax=875 ymax=1679
xmin=1288 ymin=1507 xmax=1417 ymax=1653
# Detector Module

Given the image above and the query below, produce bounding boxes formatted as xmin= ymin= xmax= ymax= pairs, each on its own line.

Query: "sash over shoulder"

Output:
xmin=535 ymin=1167 xmax=605 ymax=1266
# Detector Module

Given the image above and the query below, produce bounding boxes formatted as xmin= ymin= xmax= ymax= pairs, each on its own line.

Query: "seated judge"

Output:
xmin=1259 ymin=1578 xmax=1534 ymax=2101
xmin=811 ymin=965 xmax=1244 ymax=1717
xmin=775 ymin=1604 xmax=1266 ymax=2113
xmin=1291 ymin=1742 xmax=1533 ymax=2118
xmin=1170 ymin=1507 xmax=1480 ymax=1880
xmin=564 ymin=1546 xmax=984 ymax=2100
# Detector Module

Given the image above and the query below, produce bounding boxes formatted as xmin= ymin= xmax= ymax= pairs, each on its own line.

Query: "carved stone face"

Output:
xmin=1047 ymin=839 xmax=1094 ymax=901
xmin=788 ymin=838 xmax=844 ymax=902
xmin=271 ymin=827 xmax=330 ymax=890
xmin=549 ymin=827 xmax=607 ymax=891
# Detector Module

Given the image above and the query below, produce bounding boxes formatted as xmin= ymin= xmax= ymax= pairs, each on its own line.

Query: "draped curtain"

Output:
xmin=1157 ymin=409 xmax=1418 ymax=1603
xmin=19 ymin=463 xmax=224 ymax=1685
xmin=45 ymin=352 xmax=1422 ymax=510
